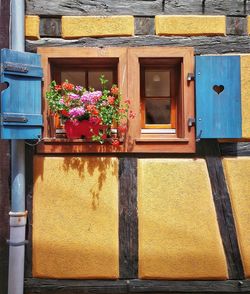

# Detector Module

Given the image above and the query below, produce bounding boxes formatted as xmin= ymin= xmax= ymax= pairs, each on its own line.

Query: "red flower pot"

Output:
xmin=64 ymin=120 xmax=107 ymax=140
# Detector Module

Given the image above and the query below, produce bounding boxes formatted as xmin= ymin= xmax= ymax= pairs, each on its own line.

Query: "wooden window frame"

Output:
xmin=128 ymin=47 xmax=195 ymax=153
xmin=37 ymin=47 xmax=195 ymax=154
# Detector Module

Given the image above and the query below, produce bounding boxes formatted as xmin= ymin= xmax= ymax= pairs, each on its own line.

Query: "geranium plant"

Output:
xmin=46 ymin=76 xmax=134 ymax=145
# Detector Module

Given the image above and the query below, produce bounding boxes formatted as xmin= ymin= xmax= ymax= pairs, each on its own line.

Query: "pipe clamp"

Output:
xmin=7 ymin=240 xmax=28 ymax=247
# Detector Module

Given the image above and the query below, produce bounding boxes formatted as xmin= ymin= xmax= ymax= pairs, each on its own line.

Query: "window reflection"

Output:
xmin=145 ymin=70 xmax=170 ymax=97
xmin=145 ymin=98 xmax=171 ymax=125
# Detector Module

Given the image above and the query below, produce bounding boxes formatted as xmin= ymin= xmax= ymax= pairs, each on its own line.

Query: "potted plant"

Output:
xmin=46 ymin=75 xmax=134 ymax=146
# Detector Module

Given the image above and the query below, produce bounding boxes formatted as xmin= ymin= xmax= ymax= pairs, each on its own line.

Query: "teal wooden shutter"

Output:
xmin=195 ymin=56 xmax=242 ymax=139
xmin=0 ymin=49 xmax=43 ymax=139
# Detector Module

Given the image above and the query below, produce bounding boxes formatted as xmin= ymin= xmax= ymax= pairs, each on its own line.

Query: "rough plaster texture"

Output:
xmin=32 ymin=156 xmax=119 ymax=279
xmin=241 ymin=55 xmax=250 ymax=138
xmin=138 ymin=158 xmax=228 ymax=280
xmin=62 ymin=16 xmax=134 ymax=38
xmin=155 ymin=15 xmax=226 ymax=36
xmin=223 ymin=157 xmax=250 ymax=278
xmin=25 ymin=15 xmax=40 ymax=39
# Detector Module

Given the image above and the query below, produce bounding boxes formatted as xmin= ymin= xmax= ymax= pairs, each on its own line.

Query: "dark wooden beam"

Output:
xmin=26 ymin=0 xmax=249 ymax=16
xmin=119 ymin=158 xmax=138 ymax=279
xmin=226 ymin=16 xmax=248 ymax=35
xmin=25 ymin=145 xmax=35 ymax=278
xmin=129 ymin=279 xmax=250 ymax=293
xmin=24 ymin=278 xmax=128 ymax=294
xmin=220 ymin=142 xmax=250 ymax=156
xmin=200 ymin=140 xmax=245 ymax=280
xmin=24 ymin=278 xmax=250 ymax=293
xmin=26 ymin=36 xmax=250 ymax=55
xmin=0 ymin=0 xmax=10 ymax=293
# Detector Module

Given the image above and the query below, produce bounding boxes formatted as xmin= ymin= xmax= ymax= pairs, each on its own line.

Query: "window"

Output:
xmin=140 ymin=58 xmax=180 ymax=132
xmin=37 ymin=47 xmax=195 ymax=153
xmin=128 ymin=47 xmax=195 ymax=153
xmin=49 ymin=57 xmax=118 ymax=135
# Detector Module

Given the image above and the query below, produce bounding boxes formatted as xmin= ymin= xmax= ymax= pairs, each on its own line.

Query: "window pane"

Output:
xmin=145 ymin=70 xmax=170 ymax=97
xmin=89 ymin=71 xmax=113 ymax=90
xmin=145 ymin=98 xmax=171 ymax=124
xmin=61 ymin=71 xmax=86 ymax=87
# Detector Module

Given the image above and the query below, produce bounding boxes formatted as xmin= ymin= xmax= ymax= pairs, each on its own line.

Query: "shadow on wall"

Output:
xmin=33 ymin=156 xmax=118 ymax=211
xmin=63 ymin=157 xmax=118 ymax=210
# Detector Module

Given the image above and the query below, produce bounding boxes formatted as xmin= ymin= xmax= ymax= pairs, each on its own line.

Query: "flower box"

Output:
xmin=64 ymin=120 xmax=107 ymax=140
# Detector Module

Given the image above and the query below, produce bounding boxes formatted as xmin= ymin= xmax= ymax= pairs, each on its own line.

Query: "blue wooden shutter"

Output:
xmin=195 ymin=56 xmax=242 ymax=139
xmin=0 ymin=49 xmax=43 ymax=139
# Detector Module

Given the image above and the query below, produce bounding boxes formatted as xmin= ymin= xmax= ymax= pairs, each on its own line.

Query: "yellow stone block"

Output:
xmin=62 ymin=16 xmax=134 ymax=38
xmin=155 ymin=15 xmax=226 ymax=36
xmin=223 ymin=157 xmax=250 ymax=278
xmin=33 ymin=156 xmax=119 ymax=279
xmin=25 ymin=15 xmax=40 ymax=40
xmin=138 ymin=158 xmax=228 ymax=280
xmin=241 ymin=55 xmax=250 ymax=138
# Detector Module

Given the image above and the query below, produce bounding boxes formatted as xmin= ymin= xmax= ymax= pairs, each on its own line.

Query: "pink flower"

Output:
xmin=75 ymin=85 xmax=83 ymax=91
xmin=59 ymin=98 xmax=64 ymax=105
xmin=81 ymin=91 xmax=102 ymax=104
xmin=69 ymin=93 xmax=80 ymax=100
xmin=68 ymin=107 xmax=85 ymax=118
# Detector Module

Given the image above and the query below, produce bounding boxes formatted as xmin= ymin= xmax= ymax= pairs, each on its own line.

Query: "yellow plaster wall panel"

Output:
xmin=25 ymin=15 xmax=40 ymax=40
xmin=155 ymin=15 xmax=226 ymax=36
xmin=223 ymin=157 xmax=250 ymax=278
xmin=32 ymin=156 xmax=119 ymax=279
xmin=241 ymin=55 xmax=250 ymax=138
xmin=138 ymin=158 xmax=228 ymax=280
xmin=62 ymin=16 xmax=134 ymax=38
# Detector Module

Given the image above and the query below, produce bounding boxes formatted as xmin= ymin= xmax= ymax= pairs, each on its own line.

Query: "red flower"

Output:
xmin=62 ymin=82 xmax=74 ymax=91
xmin=112 ymin=139 xmax=120 ymax=147
xmin=111 ymin=86 xmax=119 ymax=95
xmin=89 ymin=116 xmax=102 ymax=125
xmin=107 ymin=96 xmax=115 ymax=105
xmin=54 ymin=85 xmax=62 ymax=91
xmin=124 ymin=99 xmax=131 ymax=105
xmin=118 ymin=125 xmax=127 ymax=134
xmin=61 ymin=110 xmax=69 ymax=117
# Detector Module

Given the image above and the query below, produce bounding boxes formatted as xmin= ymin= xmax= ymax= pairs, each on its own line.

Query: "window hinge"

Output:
xmin=187 ymin=73 xmax=195 ymax=81
xmin=188 ymin=118 xmax=195 ymax=128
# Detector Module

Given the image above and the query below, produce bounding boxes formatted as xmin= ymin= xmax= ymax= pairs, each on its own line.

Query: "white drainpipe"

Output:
xmin=8 ymin=1 xmax=27 ymax=294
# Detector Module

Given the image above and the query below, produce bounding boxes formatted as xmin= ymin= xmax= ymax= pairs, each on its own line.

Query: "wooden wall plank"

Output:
xmin=220 ymin=142 xmax=250 ymax=156
xmin=26 ymin=36 xmax=250 ymax=55
xmin=226 ymin=17 xmax=248 ymax=35
xmin=200 ymin=140 xmax=245 ymax=280
xmin=40 ymin=17 xmax=61 ymax=37
xmin=129 ymin=279 xmax=250 ymax=293
xmin=25 ymin=145 xmax=34 ymax=278
xmin=24 ymin=278 xmax=128 ymax=294
xmin=119 ymin=158 xmax=138 ymax=279
xmin=24 ymin=278 xmax=250 ymax=293
xmin=26 ymin=0 xmax=250 ymax=16
xmin=0 ymin=0 xmax=10 ymax=293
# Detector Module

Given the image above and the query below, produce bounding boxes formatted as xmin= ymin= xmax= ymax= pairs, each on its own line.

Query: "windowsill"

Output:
xmin=135 ymin=137 xmax=189 ymax=143
xmin=141 ymin=128 xmax=176 ymax=134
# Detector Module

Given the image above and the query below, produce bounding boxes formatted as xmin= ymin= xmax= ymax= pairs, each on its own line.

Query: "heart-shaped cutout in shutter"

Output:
xmin=213 ymin=85 xmax=224 ymax=95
